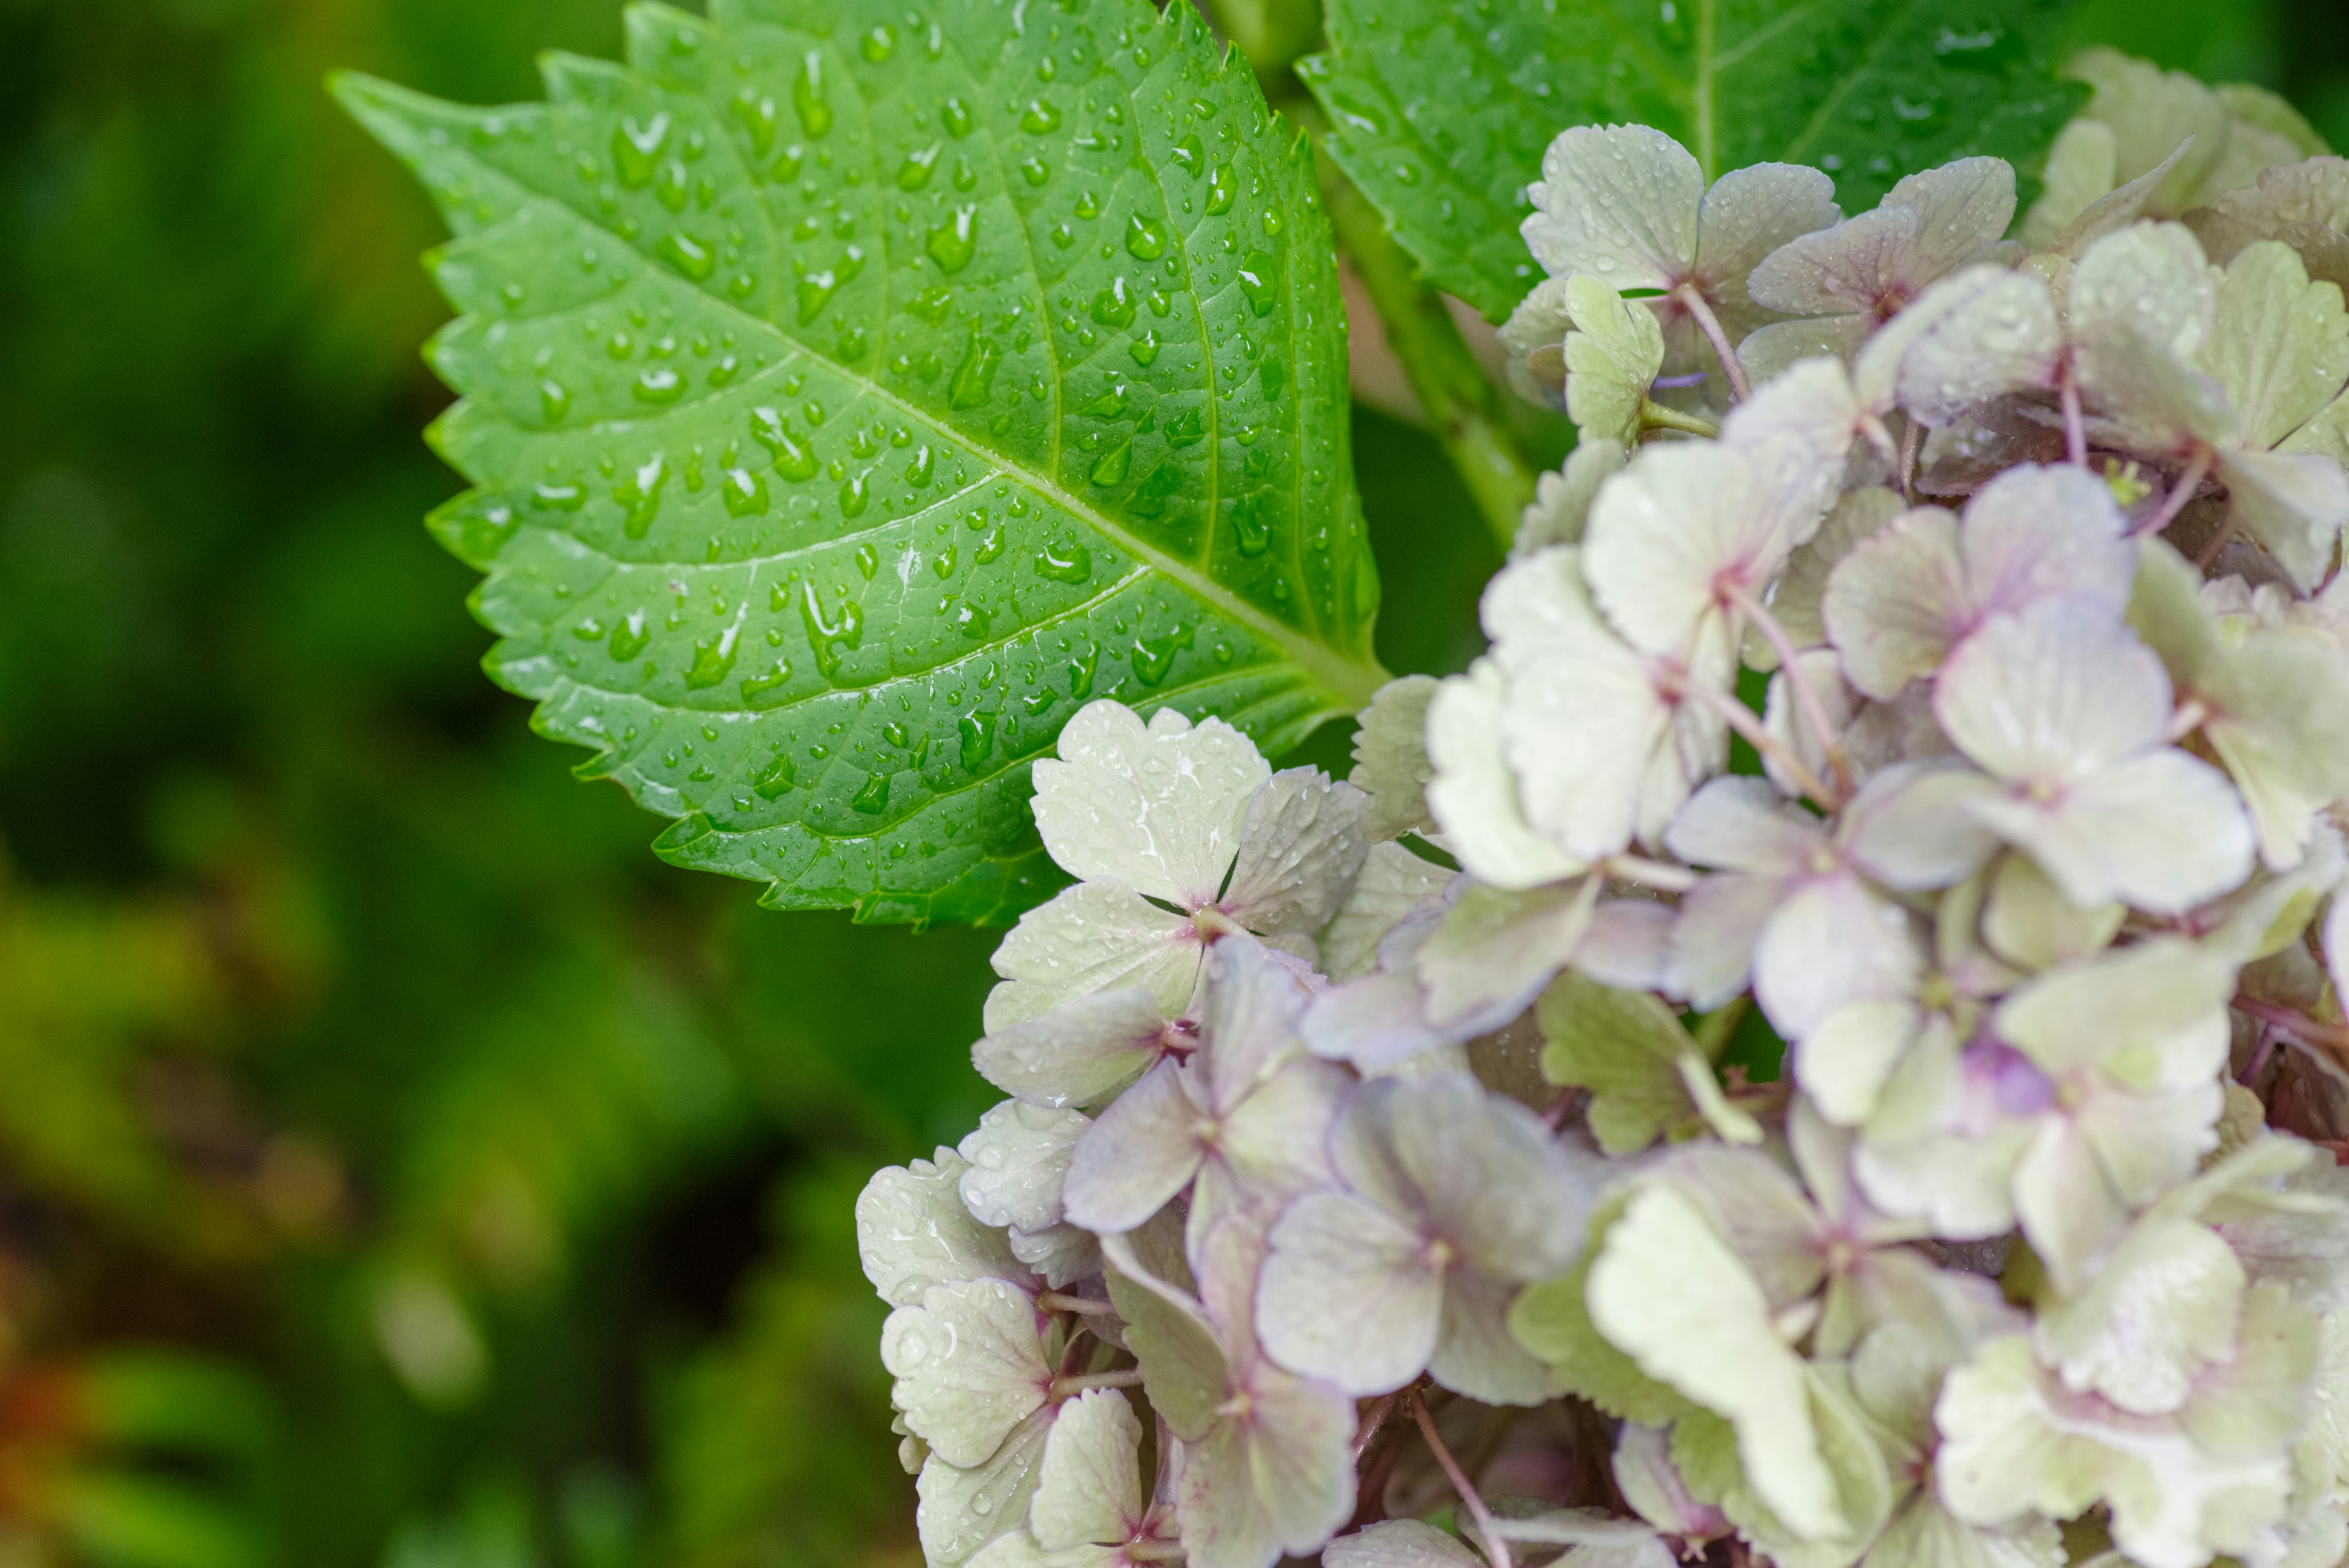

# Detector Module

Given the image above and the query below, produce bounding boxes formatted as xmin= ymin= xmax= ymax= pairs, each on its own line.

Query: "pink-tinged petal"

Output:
xmin=1969 ymin=748 xmax=2253 ymax=913
xmin=1753 ymin=875 xmax=1921 ymax=1039
xmin=2012 ymin=1116 xmax=2132 ymax=1293
xmin=1824 ymin=504 xmax=1969 ymax=699
xmin=1839 ymin=760 xmax=2002 ymax=890
xmin=1063 ymin=1058 xmax=1204 ymax=1234
xmin=1665 ymin=775 xmax=1827 ymax=874
xmin=973 ymin=989 xmax=1167 ymax=1110
xmin=1256 ymin=1190 xmax=1441 ymax=1395
xmin=1223 ymin=771 xmax=1370 ymax=936
xmin=985 ymin=881 xmax=1200 ymax=1030
xmin=1750 ymin=203 xmax=1923 ymax=316
xmin=1668 ymin=870 xmax=1791 ymax=1011
xmin=1693 ymin=163 xmax=1843 ymax=290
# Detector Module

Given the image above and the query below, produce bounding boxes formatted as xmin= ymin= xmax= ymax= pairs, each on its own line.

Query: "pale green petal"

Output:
xmin=1863 ymin=1492 xmax=2063 ymax=1568
xmin=1754 ymin=875 xmax=1923 ymax=1040
xmin=1500 ymin=274 xmax=1573 ymax=409
xmin=1030 ymin=1391 xmax=1143 ymax=1551
xmin=1414 ymin=878 xmax=1600 ymax=1036
xmin=859 ymin=1148 xmax=1030 ymax=1308
xmin=1351 ymin=676 xmax=1441 ymax=843
xmin=2209 ymin=241 xmax=2349 ymax=448
xmin=1523 ymin=124 xmax=1702 ymax=290
xmin=1508 ymin=1193 xmax=1696 ymax=1425
xmin=1381 ymin=1071 xmax=1593 ymax=1279
xmin=2021 ymin=117 xmax=2119 ymax=247
xmin=1319 ymin=841 xmax=1449 ymax=983
xmin=1741 ymin=315 xmax=1873 ymax=384
xmin=973 ymin=989 xmax=1167 ymax=1113
xmin=1885 ymin=159 xmax=2019 ymax=284
xmin=2219 ymin=445 xmax=2349 ymax=590
xmin=1518 ymin=439 xmax=1628 ymax=558
xmin=1102 ymin=1234 xmax=1228 ymax=1441
xmin=959 ymin=1101 xmax=1089 ymax=1232
xmin=1431 ymin=1268 xmax=1554 ymax=1406
xmin=884 ymin=1279 xmax=1053 ymax=1468
xmin=1965 ymin=746 xmax=2255 ymax=914
xmin=1995 ymin=936 xmax=2232 ymax=1081
xmin=2217 ymin=86 xmax=2331 ymax=158
xmin=1751 ymin=206 xmax=1923 ymax=317
xmin=919 ymin=1408 xmax=1053 ymax=1568
xmin=1981 ymin=853 xmax=2123 ymax=972
xmin=1031 ymin=702 xmax=1269 ymax=908
xmin=2126 ymin=537 xmax=2222 ymax=686
xmin=1324 ymin=1520 xmax=1483 ymax=1568
xmin=1839 ymin=762 xmax=2004 ymax=892
xmin=1427 ymin=656 xmax=1591 ymax=888
xmin=1696 ymin=162 xmax=1844 ymax=285
xmin=2201 ymin=118 xmax=2310 ymax=210
xmin=1800 ymin=1002 xmax=1929 ymax=1126
xmin=1008 ymin=1223 xmax=1100 ymax=1291
xmin=1565 ymin=276 xmax=1668 ymax=448
xmin=1756 ymin=486 xmax=1904 ymax=670
xmin=2203 ymin=630 xmax=2349 ymax=867
xmin=2052 ymin=139 xmax=2197 ymax=259
xmin=2182 ymin=1280 xmax=2320 ymax=1458
xmin=1824 ymin=505 xmax=1970 ymax=699
xmin=2064 ymin=48 xmax=2232 ymax=215
xmin=1175 ymin=1364 xmax=1356 ymax=1568
xmin=2071 ymin=221 xmax=2219 ymax=363
xmin=2035 ymin=1213 xmax=2246 ymax=1411
xmin=1537 ymin=970 xmax=1702 ymax=1154
xmin=1615 ymin=1422 xmax=1726 ymax=1537
xmin=1584 ymin=440 xmax=1816 ymax=658
xmin=1223 ymin=770 xmax=1370 ymax=935
xmin=1588 ymin=1184 xmax=1839 ymax=1539
xmin=985 ymin=880 xmax=1200 ymax=1030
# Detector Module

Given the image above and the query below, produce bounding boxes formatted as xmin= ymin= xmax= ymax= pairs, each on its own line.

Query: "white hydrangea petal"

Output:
xmin=1503 ymin=640 xmax=1719 ymax=861
xmin=1980 ymin=852 xmax=2124 ymax=971
xmin=1222 ymin=770 xmax=1370 ymax=935
xmin=2054 ymin=137 xmax=2196 ymax=258
xmin=1665 ymin=773 xmax=1825 ymax=872
xmin=1521 ymin=124 xmax=1703 ymax=290
xmin=1351 ymin=676 xmax=1440 ymax=842
xmin=1753 ymin=875 xmax=1922 ymax=1039
xmin=1824 ymin=504 xmax=1969 ymax=699
xmin=985 ymin=880 xmax=1200 ymax=1030
xmin=1428 ymin=657 xmax=1590 ymax=887
xmin=1008 ymin=1223 xmax=1102 ymax=1290
xmin=2034 ymin=1214 xmax=2245 ymax=1415
xmin=2076 ymin=1081 xmax=2225 ymax=1211
xmin=2071 ymin=221 xmax=2220 ymax=363
xmin=1518 ymin=439 xmax=1628 ymax=557
xmin=1976 ymin=746 xmax=2254 ymax=913
xmin=884 ymin=1279 xmax=1052 ymax=1468
xmin=2081 ymin=319 xmax=2238 ymax=450
xmin=1668 ymin=871 xmax=1791 ymax=1012
xmin=1029 ymin=1389 xmax=1144 ymax=1551
xmin=2210 ymin=240 xmax=2349 ymax=450
xmin=1750 ymin=203 xmax=1924 ymax=316
xmin=1840 ymin=760 xmax=2003 ymax=891
xmin=1256 ymin=1189 xmax=1441 ymax=1396
xmin=2009 ymin=1122 xmax=2131 ymax=1295
xmin=973 ymin=990 xmax=1168 ymax=1111
xmin=1565 ymin=276 xmax=1669 ymax=448
xmin=1432 ymin=1266 xmax=1554 ymax=1406
xmin=1324 ymin=1520 xmax=1484 ymax=1568
xmin=959 ymin=1101 xmax=1091 ymax=1232
xmin=1695 ymin=162 xmax=1844 ymax=286
xmin=1062 ymin=1058 xmax=1204 ymax=1235
xmin=1932 ymin=594 xmax=2173 ymax=781
xmin=2221 ymin=445 xmax=2349 ymax=590
xmin=1858 ymin=1117 xmax=2031 ymax=1241
xmin=1895 ymin=269 xmax=2063 ymax=427
xmin=1030 ymin=702 xmax=1271 ymax=908
xmin=859 ymin=1148 xmax=1031 ymax=1307
xmin=918 ymin=1408 xmax=1053 ymax=1568
xmin=1799 ymin=1001 xmax=1928 ymax=1126
xmin=1959 ymin=463 xmax=2134 ymax=601
xmin=1585 ymin=440 xmax=1808 ymax=657
xmin=1587 ymin=1184 xmax=1840 ymax=1538
xmin=1995 ymin=936 xmax=2233 ymax=1081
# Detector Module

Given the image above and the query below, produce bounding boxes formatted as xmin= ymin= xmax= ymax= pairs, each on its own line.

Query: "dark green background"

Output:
xmin=0 ymin=0 xmax=2328 ymax=1564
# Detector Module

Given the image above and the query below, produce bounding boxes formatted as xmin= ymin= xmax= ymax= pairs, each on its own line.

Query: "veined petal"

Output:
xmin=1256 ymin=1189 xmax=1442 ymax=1395
xmin=1427 ymin=658 xmax=1590 ymax=888
xmin=918 ymin=1407 xmax=1053 ymax=1568
xmin=960 ymin=1100 xmax=1091 ymax=1232
xmin=1432 ymin=1267 xmax=1554 ymax=1406
xmin=1694 ymin=162 xmax=1843 ymax=289
xmin=884 ymin=1280 xmax=1052 ymax=1468
xmin=986 ymin=880 xmax=1200 ymax=1030
xmin=2071 ymin=221 xmax=2219 ymax=363
xmin=1754 ymin=875 xmax=1921 ymax=1039
xmin=2221 ymin=445 xmax=2349 ymax=591
xmin=1030 ymin=1390 xmax=1145 ymax=1551
xmin=1223 ymin=769 xmax=1370 ymax=937
xmin=1351 ymin=676 xmax=1441 ymax=842
xmin=1031 ymin=702 xmax=1269 ymax=909
xmin=1062 ymin=1059 xmax=1205 ymax=1235
xmin=859 ymin=1148 xmax=1032 ymax=1307
xmin=1976 ymin=746 xmax=2254 ymax=913
xmin=973 ymin=989 xmax=1168 ymax=1112
xmin=1933 ymin=594 xmax=2173 ymax=783
xmin=1522 ymin=124 xmax=1702 ymax=291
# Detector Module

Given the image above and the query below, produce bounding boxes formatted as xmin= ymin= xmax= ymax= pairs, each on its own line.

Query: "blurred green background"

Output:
xmin=0 ymin=0 xmax=2337 ymax=1564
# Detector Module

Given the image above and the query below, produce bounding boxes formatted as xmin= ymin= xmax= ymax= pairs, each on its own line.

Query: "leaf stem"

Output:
xmin=1675 ymin=284 xmax=1748 ymax=403
xmin=2233 ymin=995 xmax=2349 ymax=1055
xmin=1603 ymin=854 xmax=1699 ymax=893
xmin=1720 ymin=581 xmax=1850 ymax=795
xmin=1039 ymin=1291 xmax=1116 ymax=1317
xmin=1052 ymin=1369 xmax=1146 ymax=1399
xmin=1409 ymin=1392 xmax=1512 ymax=1568
xmin=2060 ymin=359 xmax=2087 ymax=468
xmin=2134 ymin=445 xmax=2214 ymax=542
xmin=1641 ymin=401 xmax=1723 ymax=439
xmin=1670 ymin=671 xmax=1843 ymax=809
xmin=1316 ymin=148 xmax=1538 ymax=552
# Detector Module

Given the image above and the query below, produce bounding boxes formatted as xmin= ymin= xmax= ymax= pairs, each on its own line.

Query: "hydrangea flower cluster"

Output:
xmin=858 ymin=53 xmax=2349 ymax=1568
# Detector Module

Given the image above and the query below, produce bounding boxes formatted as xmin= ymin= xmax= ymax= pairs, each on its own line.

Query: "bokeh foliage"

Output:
xmin=0 ymin=0 xmax=2342 ymax=1565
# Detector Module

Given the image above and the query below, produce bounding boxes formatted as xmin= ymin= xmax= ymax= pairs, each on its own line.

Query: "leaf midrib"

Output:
xmin=434 ymin=81 xmax=1387 ymax=713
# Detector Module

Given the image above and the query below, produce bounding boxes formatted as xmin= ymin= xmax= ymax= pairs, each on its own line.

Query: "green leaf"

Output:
xmin=336 ymin=0 xmax=1386 ymax=927
xmin=1302 ymin=0 xmax=2088 ymax=320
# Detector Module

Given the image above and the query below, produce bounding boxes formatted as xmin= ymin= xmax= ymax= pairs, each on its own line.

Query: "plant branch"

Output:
xmin=1316 ymin=146 xmax=1537 ymax=552
xmin=1675 ymin=284 xmax=1750 ymax=402
xmin=1720 ymin=580 xmax=1850 ymax=794
xmin=1410 ymin=1392 xmax=1512 ymax=1568
xmin=2132 ymin=445 xmax=2214 ymax=541
xmin=1671 ymin=672 xmax=1843 ymax=808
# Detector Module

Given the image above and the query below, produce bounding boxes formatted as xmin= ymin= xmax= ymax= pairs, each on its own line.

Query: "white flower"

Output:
xmin=988 ymin=702 xmax=1367 ymax=1030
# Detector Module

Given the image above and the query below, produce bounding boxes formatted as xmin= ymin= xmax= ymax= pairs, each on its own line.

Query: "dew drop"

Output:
xmin=927 ymin=204 xmax=980 ymax=273
xmin=1020 ymin=98 xmax=1061 ymax=134
xmin=609 ymin=611 xmax=651 ymax=660
xmin=721 ymin=466 xmax=770 ymax=516
xmin=1035 ymin=540 xmax=1092 ymax=583
xmin=1124 ymin=213 xmax=1168 ymax=259
xmin=793 ymin=51 xmax=834 ymax=137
